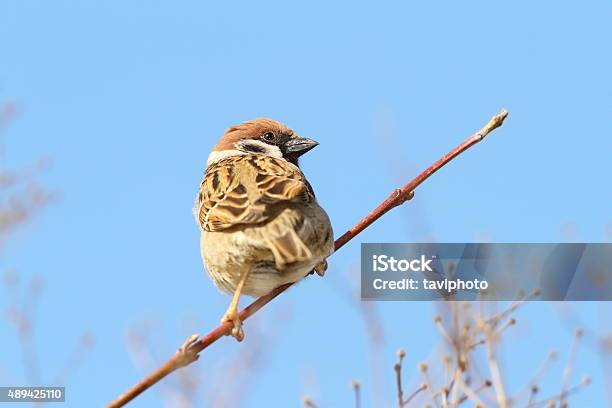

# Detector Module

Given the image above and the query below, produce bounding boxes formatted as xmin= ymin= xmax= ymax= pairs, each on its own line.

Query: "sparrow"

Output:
xmin=195 ymin=118 xmax=334 ymax=341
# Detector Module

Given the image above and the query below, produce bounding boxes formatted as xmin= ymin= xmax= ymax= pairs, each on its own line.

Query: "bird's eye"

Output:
xmin=262 ymin=132 xmax=276 ymax=142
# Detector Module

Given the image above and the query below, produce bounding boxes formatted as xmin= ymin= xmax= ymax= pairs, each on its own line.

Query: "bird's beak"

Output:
xmin=284 ymin=137 xmax=319 ymax=157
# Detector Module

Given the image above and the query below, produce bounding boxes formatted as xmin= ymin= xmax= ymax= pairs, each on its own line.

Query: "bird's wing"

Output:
xmin=197 ymin=154 xmax=314 ymax=233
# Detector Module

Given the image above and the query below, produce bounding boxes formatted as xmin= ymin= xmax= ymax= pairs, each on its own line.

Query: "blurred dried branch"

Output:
xmin=0 ymin=102 xmax=53 ymax=244
xmin=352 ymin=379 xmax=361 ymax=408
xmin=553 ymin=303 xmax=611 ymax=404
xmin=296 ymin=289 xmax=592 ymax=407
xmin=302 ymin=396 xmax=319 ymax=408
xmin=1 ymin=101 xmax=92 ymax=402
xmin=383 ymin=293 xmax=590 ymax=407
xmin=329 ymin=264 xmax=386 ymax=407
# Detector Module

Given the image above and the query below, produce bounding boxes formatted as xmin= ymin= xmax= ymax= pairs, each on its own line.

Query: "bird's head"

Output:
xmin=207 ymin=118 xmax=319 ymax=166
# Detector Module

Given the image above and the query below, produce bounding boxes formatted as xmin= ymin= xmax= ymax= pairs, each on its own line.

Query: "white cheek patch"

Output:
xmin=206 ymin=149 xmax=245 ymax=166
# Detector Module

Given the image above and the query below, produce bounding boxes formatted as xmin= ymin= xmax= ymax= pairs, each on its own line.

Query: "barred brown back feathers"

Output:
xmin=198 ymin=155 xmax=314 ymax=232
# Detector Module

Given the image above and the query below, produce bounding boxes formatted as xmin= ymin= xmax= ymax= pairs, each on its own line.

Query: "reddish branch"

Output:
xmin=106 ymin=109 xmax=509 ymax=408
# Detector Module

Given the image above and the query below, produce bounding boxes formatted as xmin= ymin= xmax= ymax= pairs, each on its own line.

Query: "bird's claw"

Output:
xmin=314 ymin=260 xmax=328 ymax=277
xmin=221 ymin=312 xmax=245 ymax=342
xmin=231 ymin=324 xmax=245 ymax=342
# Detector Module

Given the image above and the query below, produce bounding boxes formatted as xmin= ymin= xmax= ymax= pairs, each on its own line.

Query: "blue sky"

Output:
xmin=1 ymin=1 xmax=611 ymax=407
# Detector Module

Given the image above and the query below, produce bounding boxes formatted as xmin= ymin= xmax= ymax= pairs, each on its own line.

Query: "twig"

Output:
xmin=455 ymin=374 xmax=487 ymax=408
xmin=559 ymin=329 xmax=583 ymax=405
xmin=105 ymin=109 xmax=509 ymax=407
xmin=485 ymin=289 xmax=540 ymax=327
xmin=485 ymin=329 xmax=508 ymax=408
xmin=303 ymin=397 xmax=319 ymax=408
xmin=419 ymin=363 xmax=440 ymax=407
xmin=526 ymin=376 xmax=591 ymax=408
xmin=394 ymin=349 xmax=406 ymax=407
xmin=441 ymin=355 xmax=454 ymax=406
xmin=52 ymin=332 xmax=95 ymax=385
xmin=469 ymin=318 xmax=516 ymax=350
xmin=455 ymin=380 xmax=492 ymax=405
xmin=352 ymin=380 xmax=361 ymax=408
xmin=515 ymin=350 xmax=558 ymax=402
xmin=404 ymin=384 xmax=427 ymax=406
xmin=434 ymin=316 xmax=454 ymax=345
xmin=527 ymin=385 xmax=539 ymax=405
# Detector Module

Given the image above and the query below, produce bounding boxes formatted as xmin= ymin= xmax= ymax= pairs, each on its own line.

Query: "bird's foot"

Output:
xmin=314 ymin=259 xmax=328 ymax=277
xmin=221 ymin=311 xmax=245 ymax=342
